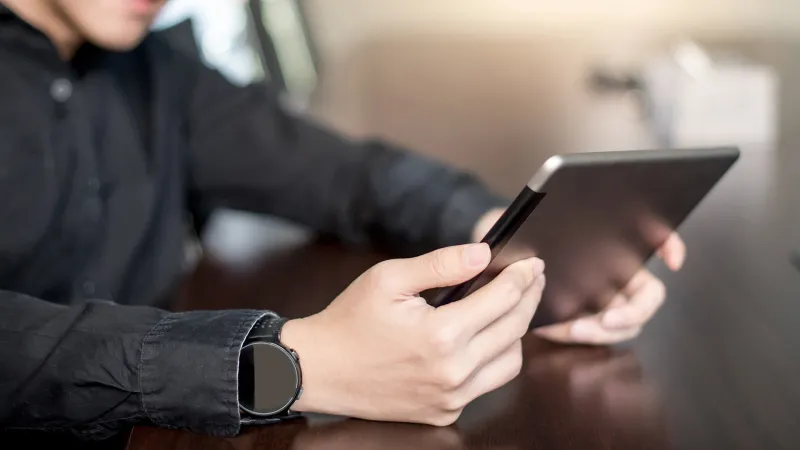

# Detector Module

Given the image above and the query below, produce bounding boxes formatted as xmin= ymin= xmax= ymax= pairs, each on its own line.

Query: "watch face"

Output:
xmin=239 ymin=342 xmax=299 ymax=416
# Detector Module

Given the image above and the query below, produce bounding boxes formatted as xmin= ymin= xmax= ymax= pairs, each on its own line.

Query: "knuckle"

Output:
xmin=501 ymin=279 xmax=524 ymax=305
xmin=440 ymin=392 xmax=468 ymax=412
xmin=523 ymin=265 xmax=537 ymax=287
xmin=435 ymin=361 xmax=470 ymax=390
xmin=428 ymin=325 xmax=459 ymax=357
xmin=367 ymin=261 xmax=393 ymax=287
xmin=511 ymin=263 xmax=534 ymax=290
xmin=429 ymin=249 xmax=451 ymax=279
xmin=370 ymin=260 xmax=392 ymax=274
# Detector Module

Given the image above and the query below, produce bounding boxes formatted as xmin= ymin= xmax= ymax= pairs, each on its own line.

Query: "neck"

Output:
xmin=2 ymin=0 xmax=82 ymax=59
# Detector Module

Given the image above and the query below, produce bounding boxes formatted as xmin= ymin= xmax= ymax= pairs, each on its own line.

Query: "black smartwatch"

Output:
xmin=238 ymin=315 xmax=303 ymax=418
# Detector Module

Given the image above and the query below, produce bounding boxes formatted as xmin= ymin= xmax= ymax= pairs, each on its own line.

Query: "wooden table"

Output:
xmin=126 ymin=38 xmax=800 ymax=449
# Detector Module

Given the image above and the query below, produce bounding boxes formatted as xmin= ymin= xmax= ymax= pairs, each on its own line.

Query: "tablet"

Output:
xmin=429 ymin=147 xmax=740 ymax=328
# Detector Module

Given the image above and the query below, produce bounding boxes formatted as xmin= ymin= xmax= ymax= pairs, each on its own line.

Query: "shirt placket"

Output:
xmin=51 ymin=72 xmax=107 ymax=300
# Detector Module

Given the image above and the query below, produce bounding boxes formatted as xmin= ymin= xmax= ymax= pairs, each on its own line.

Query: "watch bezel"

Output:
xmin=239 ymin=341 xmax=302 ymax=417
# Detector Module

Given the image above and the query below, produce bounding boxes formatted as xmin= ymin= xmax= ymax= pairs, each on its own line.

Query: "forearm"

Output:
xmin=261 ymin=136 xmax=510 ymax=255
xmin=0 ymin=290 xmax=270 ymax=439
xmin=183 ymin=60 xmax=507 ymax=255
xmin=195 ymin=133 xmax=507 ymax=255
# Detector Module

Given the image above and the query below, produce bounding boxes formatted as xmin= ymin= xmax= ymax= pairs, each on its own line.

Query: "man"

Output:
xmin=0 ymin=0 xmax=685 ymax=440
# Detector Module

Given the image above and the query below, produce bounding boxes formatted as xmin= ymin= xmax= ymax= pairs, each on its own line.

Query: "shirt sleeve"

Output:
xmin=181 ymin=56 xmax=508 ymax=256
xmin=0 ymin=290 xmax=270 ymax=439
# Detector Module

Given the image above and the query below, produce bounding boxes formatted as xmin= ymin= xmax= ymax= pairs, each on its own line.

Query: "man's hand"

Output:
xmin=281 ymin=243 xmax=545 ymax=426
xmin=472 ymin=208 xmax=686 ymax=345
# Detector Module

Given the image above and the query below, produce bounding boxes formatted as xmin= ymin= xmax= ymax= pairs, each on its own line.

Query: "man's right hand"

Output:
xmin=281 ymin=243 xmax=545 ymax=426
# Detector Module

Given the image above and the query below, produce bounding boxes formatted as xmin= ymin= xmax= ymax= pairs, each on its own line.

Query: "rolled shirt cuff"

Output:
xmin=138 ymin=309 xmax=272 ymax=436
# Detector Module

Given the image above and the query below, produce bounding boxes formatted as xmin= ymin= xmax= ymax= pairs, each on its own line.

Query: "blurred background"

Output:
xmin=151 ymin=0 xmax=797 ymax=266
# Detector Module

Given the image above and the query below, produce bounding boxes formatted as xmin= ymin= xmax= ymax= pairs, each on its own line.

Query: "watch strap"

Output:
xmin=246 ymin=314 xmax=286 ymax=344
xmin=240 ymin=411 xmax=302 ymax=427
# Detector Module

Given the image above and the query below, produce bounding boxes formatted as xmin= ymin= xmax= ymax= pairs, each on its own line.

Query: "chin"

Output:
xmin=82 ymin=22 xmax=152 ymax=52
xmin=94 ymin=34 xmax=149 ymax=51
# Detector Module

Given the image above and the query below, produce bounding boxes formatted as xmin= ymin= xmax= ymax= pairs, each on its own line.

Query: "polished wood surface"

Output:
xmin=126 ymin=39 xmax=800 ymax=449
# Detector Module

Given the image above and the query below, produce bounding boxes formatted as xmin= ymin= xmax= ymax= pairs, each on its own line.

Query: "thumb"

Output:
xmin=382 ymin=243 xmax=491 ymax=295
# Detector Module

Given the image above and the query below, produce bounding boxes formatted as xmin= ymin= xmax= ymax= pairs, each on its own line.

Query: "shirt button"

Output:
xmin=50 ymin=78 xmax=73 ymax=103
xmin=82 ymin=281 xmax=96 ymax=296
xmin=87 ymin=177 xmax=100 ymax=192
xmin=83 ymin=197 xmax=102 ymax=220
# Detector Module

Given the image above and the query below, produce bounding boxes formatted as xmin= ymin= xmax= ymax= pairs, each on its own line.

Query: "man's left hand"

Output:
xmin=472 ymin=208 xmax=686 ymax=345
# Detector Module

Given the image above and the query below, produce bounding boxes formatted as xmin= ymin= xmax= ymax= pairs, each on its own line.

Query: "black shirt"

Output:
xmin=0 ymin=6 xmax=504 ymax=440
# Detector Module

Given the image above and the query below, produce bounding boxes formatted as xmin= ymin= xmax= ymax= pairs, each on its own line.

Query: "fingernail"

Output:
xmin=602 ymin=309 xmax=627 ymax=328
xmin=571 ymin=320 xmax=596 ymax=340
xmin=463 ymin=243 xmax=490 ymax=267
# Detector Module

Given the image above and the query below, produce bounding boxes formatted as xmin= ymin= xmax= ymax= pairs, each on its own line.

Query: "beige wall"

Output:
xmin=298 ymin=1 xmax=798 ymax=193
xmin=305 ymin=0 xmax=798 ymax=54
xmin=304 ymin=0 xmax=800 ymax=76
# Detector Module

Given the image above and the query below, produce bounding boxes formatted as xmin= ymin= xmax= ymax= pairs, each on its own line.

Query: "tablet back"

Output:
xmin=430 ymin=147 xmax=740 ymax=328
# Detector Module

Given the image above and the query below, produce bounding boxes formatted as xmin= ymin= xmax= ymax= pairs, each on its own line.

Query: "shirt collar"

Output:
xmin=0 ymin=4 xmax=94 ymax=71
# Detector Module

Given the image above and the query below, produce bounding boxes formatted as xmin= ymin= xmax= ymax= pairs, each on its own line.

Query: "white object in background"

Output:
xmin=201 ymin=210 xmax=313 ymax=273
xmin=152 ymin=0 xmax=262 ymax=86
xmin=641 ymin=41 xmax=779 ymax=150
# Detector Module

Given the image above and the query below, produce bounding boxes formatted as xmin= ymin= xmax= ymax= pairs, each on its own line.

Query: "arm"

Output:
xmin=0 ymin=290 xmax=270 ymax=439
xmin=182 ymin=61 xmax=507 ymax=256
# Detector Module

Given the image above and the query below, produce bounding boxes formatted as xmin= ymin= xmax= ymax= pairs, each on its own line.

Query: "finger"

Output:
xmin=466 ymin=274 xmax=544 ymax=368
xmin=606 ymin=292 xmax=628 ymax=309
xmin=656 ymin=232 xmax=686 ymax=271
xmin=381 ymin=243 xmax=491 ymax=295
xmin=436 ymin=257 xmax=544 ymax=338
xmin=601 ymin=271 xmax=666 ymax=330
xmin=454 ymin=339 xmax=523 ymax=408
xmin=534 ymin=316 xmax=642 ymax=345
xmin=620 ymin=268 xmax=651 ymax=296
